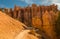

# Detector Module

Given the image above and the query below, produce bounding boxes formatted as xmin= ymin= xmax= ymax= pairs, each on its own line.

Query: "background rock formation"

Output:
xmin=0 ymin=4 xmax=59 ymax=39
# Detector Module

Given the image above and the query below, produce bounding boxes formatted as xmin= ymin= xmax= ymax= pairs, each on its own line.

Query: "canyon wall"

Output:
xmin=0 ymin=4 xmax=59 ymax=39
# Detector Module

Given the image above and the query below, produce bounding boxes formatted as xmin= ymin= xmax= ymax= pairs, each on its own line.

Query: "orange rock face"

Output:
xmin=1 ymin=4 xmax=59 ymax=39
xmin=42 ymin=11 xmax=57 ymax=39
xmin=0 ymin=11 xmax=25 ymax=39
xmin=32 ymin=16 xmax=42 ymax=29
xmin=2 ymin=4 xmax=58 ymax=27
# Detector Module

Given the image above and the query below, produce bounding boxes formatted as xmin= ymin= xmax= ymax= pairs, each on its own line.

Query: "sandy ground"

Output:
xmin=15 ymin=30 xmax=38 ymax=39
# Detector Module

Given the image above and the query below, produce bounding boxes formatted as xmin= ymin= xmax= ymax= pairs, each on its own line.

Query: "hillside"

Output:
xmin=0 ymin=11 xmax=39 ymax=39
xmin=0 ymin=11 xmax=25 ymax=39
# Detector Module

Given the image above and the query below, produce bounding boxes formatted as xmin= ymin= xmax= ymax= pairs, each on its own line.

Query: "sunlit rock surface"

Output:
xmin=42 ymin=11 xmax=57 ymax=39
xmin=0 ymin=11 xmax=39 ymax=39
xmin=32 ymin=16 xmax=42 ymax=29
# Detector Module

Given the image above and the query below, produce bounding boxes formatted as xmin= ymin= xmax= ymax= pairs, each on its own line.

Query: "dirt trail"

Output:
xmin=15 ymin=30 xmax=38 ymax=39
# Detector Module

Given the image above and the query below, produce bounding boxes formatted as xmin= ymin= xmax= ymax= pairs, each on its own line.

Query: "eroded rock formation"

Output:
xmin=1 ymin=4 xmax=59 ymax=39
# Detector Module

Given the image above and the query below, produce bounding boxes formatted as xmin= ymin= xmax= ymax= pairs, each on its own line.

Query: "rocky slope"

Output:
xmin=0 ymin=11 xmax=38 ymax=39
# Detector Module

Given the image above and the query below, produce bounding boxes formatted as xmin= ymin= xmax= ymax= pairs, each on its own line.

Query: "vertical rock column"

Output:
xmin=9 ymin=8 xmax=13 ymax=17
xmin=27 ymin=7 xmax=32 ymax=26
xmin=32 ymin=4 xmax=38 ymax=27
xmin=42 ymin=11 xmax=57 ymax=39
xmin=4 ymin=8 xmax=8 ymax=14
xmin=24 ymin=8 xmax=29 ymax=26
xmin=20 ymin=9 xmax=24 ymax=23
xmin=17 ymin=8 xmax=21 ymax=20
xmin=13 ymin=6 xmax=17 ymax=19
xmin=13 ymin=11 xmax=17 ymax=19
